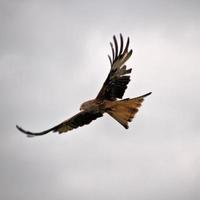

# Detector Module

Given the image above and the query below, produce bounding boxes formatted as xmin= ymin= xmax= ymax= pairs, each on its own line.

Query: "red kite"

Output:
xmin=16 ymin=34 xmax=151 ymax=136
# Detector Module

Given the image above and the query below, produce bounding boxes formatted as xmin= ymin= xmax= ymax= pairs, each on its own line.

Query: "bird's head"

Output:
xmin=80 ymin=99 xmax=94 ymax=111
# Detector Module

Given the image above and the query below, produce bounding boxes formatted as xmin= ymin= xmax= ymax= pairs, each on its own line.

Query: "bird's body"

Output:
xmin=16 ymin=34 xmax=151 ymax=136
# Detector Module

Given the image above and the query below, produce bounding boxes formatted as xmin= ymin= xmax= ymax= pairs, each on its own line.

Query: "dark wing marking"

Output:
xmin=16 ymin=111 xmax=103 ymax=137
xmin=96 ymin=34 xmax=133 ymax=101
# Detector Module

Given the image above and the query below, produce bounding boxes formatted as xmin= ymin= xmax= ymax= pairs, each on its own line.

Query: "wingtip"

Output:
xmin=127 ymin=36 xmax=130 ymax=43
xmin=16 ymin=124 xmax=27 ymax=134
xmin=16 ymin=124 xmax=48 ymax=137
xmin=16 ymin=125 xmax=33 ymax=137
xmin=16 ymin=124 xmax=22 ymax=132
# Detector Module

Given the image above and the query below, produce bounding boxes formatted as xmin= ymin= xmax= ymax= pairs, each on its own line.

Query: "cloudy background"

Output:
xmin=1 ymin=0 xmax=200 ymax=199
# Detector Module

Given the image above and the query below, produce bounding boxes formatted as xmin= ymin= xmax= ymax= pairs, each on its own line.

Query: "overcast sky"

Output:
xmin=0 ymin=0 xmax=200 ymax=200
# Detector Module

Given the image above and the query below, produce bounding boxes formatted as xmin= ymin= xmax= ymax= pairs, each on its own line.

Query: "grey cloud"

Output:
xmin=0 ymin=0 xmax=200 ymax=200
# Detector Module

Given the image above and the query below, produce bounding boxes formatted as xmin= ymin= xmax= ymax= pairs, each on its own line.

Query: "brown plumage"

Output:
xmin=16 ymin=34 xmax=151 ymax=137
xmin=105 ymin=93 xmax=151 ymax=129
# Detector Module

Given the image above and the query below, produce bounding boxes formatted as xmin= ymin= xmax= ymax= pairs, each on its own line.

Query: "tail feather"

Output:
xmin=106 ymin=92 xmax=151 ymax=129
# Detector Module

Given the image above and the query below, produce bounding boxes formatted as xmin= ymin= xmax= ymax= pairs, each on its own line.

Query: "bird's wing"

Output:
xmin=96 ymin=34 xmax=133 ymax=101
xmin=16 ymin=111 xmax=103 ymax=137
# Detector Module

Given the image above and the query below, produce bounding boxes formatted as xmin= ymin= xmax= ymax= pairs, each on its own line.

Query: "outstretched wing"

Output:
xmin=16 ymin=111 xmax=103 ymax=137
xmin=96 ymin=34 xmax=133 ymax=101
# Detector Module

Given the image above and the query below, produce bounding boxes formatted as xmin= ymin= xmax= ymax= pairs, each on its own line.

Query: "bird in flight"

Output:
xmin=16 ymin=34 xmax=151 ymax=137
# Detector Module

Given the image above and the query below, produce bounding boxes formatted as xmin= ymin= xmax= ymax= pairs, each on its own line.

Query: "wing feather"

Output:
xmin=96 ymin=34 xmax=133 ymax=100
xmin=119 ymin=34 xmax=123 ymax=55
xmin=16 ymin=111 xmax=103 ymax=137
xmin=113 ymin=35 xmax=118 ymax=58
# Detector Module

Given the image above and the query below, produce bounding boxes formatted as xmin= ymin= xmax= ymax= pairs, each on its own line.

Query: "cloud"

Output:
xmin=0 ymin=0 xmax=200 ymax=199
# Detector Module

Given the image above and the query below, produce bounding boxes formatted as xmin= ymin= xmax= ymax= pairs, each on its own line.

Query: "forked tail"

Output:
xmin=106 ymin=92 xmax=151 ymax=129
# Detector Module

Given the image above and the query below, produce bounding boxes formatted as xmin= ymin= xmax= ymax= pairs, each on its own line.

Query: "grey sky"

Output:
xmin=0 ymin=0 xmax=200 ymax=200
